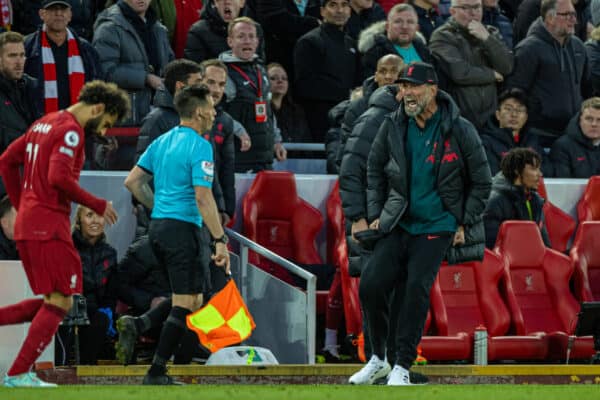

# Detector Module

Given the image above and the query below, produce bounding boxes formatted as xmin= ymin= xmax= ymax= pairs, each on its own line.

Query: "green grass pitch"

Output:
xmin=1 ymin=384 xmax=600 ymax=400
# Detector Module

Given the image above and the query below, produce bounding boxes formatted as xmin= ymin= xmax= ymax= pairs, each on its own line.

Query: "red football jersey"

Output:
xmin=0 ymin=110 xmax=106 ymax=242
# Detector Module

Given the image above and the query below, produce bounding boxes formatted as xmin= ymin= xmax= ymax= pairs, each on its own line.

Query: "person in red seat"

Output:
xmin=0 ymin=80 xmax=127 ymax=387
xmin=483 ymin=147 xmax=551 ymax=249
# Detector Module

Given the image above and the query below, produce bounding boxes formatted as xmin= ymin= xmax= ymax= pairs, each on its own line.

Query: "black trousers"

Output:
xmin=359 ymin=226 xmax=452 ymax=369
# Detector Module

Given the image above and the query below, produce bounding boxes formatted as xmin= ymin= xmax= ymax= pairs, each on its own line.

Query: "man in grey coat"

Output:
xmin=93 ymin=0 xmax=174 ymax=126
xmin=429 ymin=0 xmax=513 ymax=130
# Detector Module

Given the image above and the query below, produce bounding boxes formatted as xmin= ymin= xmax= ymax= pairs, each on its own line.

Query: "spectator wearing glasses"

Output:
xmin=429 ymin=0 xmax=513 ymax=130
xmin=506 ymin=0 xmax=590 ymax=148
xmin=550 ymin=97 xmax=600 ymax=177
xmin=480 ymin=89 xmax=547 ymax=176
xmin=513 ymin=0 xmax=591 ymax=45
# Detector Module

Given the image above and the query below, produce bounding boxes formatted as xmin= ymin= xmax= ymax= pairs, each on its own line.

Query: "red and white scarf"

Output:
xmin=41 ymin=26 xmax=85 ymax=113
xmin=0 ymin=0 xmax=12 ymax=28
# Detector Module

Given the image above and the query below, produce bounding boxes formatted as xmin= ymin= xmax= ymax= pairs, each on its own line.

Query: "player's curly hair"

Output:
xmin=500 ymin=148 xmax=542 ymax=183
xmin=77 ymin=81 xmax=131 ymax=123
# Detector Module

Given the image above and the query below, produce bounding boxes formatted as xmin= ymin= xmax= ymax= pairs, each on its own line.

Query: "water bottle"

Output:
xmin=473 ymin=325 xmax=488 ymax=365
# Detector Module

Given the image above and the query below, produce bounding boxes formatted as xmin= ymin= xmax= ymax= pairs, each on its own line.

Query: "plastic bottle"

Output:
xmin=473 ymin=325 xmax=488 ymax=365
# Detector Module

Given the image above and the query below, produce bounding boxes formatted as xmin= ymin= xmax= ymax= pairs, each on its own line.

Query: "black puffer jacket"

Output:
xmin=73 ymin=230 xmax=118 ymax=314
xmin=506 ymin=18 xmax=589 ymax=137
xmin=550 ymin=112 xmax=600 ymax=178
xmin=367 ymin=91 xmax=491 ymax=262
xmin=116 ymin=234 xmax=170 ymax=313
xmin=483 ymin=172 xmax=550 ymax=249
xmin=184 ymin=1 xmax=266 ymax=63
xmin=335 ymin=76 xmax=379 ymax=168
xmin=340 ymin=84 xmax=399 ymax=222
xmin=325 ymin=99 xmax=350 ymax=174
xmin=480 ymin=117 xmax=548 ymax=176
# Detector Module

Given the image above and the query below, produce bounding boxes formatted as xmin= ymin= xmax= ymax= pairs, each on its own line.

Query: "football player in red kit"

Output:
xmin=0 ymin=81 xmax=130 ymax=387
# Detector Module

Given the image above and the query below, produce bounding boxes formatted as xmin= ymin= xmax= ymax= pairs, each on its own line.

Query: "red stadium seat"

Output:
xmin=326 ymin=181 xmax=362 ymax=338
xmin=570 ymin=222 xmax=600 ymax=302
xmin=537 ymin=177 xmax=576 ymax=253
xmin=420 ymin=250 xmax=547 ymax=362
xmin=577 ymin=176 xmax=600 ymax=222
xmin=494 ymin=221 xmax=595 ymax=360
xmin=241 ymin=171 xmax=327 ymax=312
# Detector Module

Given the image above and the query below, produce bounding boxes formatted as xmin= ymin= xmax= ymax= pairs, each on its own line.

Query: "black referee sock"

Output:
xmin=138 ymin=298 xmax=172 ymax=333
xmin=148 ymin=306 xmax=189 ymax=377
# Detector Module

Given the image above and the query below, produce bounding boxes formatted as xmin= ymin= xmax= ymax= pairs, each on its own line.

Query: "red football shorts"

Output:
xmin=16 ymin=240 xmax=83 ymax=296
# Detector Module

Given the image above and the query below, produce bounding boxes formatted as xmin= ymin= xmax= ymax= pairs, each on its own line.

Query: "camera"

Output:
xmin=61 ymin=294 xmax=90 ymax=327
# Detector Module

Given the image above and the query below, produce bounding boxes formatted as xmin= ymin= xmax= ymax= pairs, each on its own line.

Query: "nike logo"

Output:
xmin=427 ymin=235 xmax=440 ymax=240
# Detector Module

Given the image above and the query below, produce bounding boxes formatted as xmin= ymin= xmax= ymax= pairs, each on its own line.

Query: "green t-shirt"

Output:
xmin=399 ymin=111 xmax=457 ymax=235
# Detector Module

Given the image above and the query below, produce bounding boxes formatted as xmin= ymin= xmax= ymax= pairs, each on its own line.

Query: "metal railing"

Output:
xmin=225 ymin=228 xmax=317 ymax=364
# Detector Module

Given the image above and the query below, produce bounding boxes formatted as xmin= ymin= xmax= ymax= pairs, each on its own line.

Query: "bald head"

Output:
xmin=374 ymin=54 xmax=404 ymax=87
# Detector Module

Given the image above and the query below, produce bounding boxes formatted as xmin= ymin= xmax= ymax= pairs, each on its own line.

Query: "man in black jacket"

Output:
xmin=0 ymin=31 xmax=39 ymax=196
xmin=358 ymin=4 xmax=433 ymax=79
xmin=0 ymin=31 xmax=39 ymax=155
xmin=551 ymin=97 xmax=600 ymax=177
xmin=349 ymin=62 xmax=491 ymax=385
xmin=506 ymin=0 xmax=590 ymax=147
xmin=294 ymin=0 xmax=360 ymax=143
xmin=480 ymin=88 xmax=547 ymax=176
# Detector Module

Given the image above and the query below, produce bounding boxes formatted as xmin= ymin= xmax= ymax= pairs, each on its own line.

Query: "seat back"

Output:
xmin=431 ymin=250 xmax=510 ymax=337
xmin=326 ymin=180 xmax=344 ymax=266
xmin=242 ymin=171 xmax=323 ymax=281
xmin=570 ymin=222 xmax=600 ymax=301
xmin=543 ymin=202 xmax=576 ymax=253
xmin=495 ymin=221 xmax=578 ymax=335
xmin=536 ymin=176 xmax=548 ymax=200
xmin=577 ymin=176 xmax=600 ymax=222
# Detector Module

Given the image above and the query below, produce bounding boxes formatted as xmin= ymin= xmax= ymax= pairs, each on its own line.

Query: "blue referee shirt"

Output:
xmin=137 ymin=125 xmax=214 ymax=227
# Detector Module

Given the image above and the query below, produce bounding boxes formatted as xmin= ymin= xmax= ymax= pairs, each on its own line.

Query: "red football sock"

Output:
xmin=0 ymin=298 xmax=44 ymax=325
xmin=7 ymin=303 xmax=66 ymax=376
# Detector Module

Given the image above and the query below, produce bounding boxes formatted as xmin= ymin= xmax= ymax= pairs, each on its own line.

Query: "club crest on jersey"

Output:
xmin=201 ymin=161 xmax=214 ymax=176
xmin=64 ymin=131 xmax=80 ymax=147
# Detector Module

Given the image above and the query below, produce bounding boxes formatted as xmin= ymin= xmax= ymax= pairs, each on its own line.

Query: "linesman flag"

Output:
xmin=186 ymin=279 xmax=256 ymax=352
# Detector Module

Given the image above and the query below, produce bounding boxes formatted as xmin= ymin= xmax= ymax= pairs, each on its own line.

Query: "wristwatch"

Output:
xmin=213 ymin=234 xmax=229 ymax=245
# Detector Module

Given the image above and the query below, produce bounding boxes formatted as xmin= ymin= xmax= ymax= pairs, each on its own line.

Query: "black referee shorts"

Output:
xmin=149 ymin=218 xmax=211 ymax=295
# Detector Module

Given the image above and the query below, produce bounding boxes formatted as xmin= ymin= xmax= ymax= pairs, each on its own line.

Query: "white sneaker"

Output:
xmin=387 ymin=365 xmax=411 ymax=386
xmin=348 ymin=355 xmax=391 ymax=385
